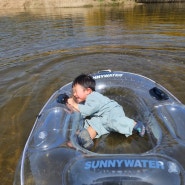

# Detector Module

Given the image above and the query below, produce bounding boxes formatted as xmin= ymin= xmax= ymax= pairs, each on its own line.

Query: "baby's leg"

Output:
xmin=84 ymin=117 xmax=109 ymax=138
xmin=77 ymin=128 xmax=94 ymax=150
xmin=87 ymin=126 xmax=97 ymax=139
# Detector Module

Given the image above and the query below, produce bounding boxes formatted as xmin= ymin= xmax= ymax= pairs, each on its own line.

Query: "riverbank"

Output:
xmin=0 ymin=0 xmax=136 ymax=10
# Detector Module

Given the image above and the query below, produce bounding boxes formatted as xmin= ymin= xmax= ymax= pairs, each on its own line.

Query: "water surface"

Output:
xmin=0 ymin=3 xmax=185 ymax=185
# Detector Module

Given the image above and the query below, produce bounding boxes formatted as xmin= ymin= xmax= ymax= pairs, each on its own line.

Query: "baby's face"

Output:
xmin=72 ymin=84 xmax=92 ymax=103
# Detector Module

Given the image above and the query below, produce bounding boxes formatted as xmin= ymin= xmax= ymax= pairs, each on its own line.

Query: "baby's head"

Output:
xmin=72 ymin=74 xmax=95 ymax=91
xmin=72 ymin=74 xmax=96 ymax=103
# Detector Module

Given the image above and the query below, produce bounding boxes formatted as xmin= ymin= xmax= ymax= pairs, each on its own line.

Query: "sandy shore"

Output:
xmin=0 ymin=0 xmax=135 ymax=10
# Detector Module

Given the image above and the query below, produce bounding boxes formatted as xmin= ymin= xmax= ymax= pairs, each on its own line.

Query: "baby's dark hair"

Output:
xmin=72 ymin=74 xmax=96 ymax=91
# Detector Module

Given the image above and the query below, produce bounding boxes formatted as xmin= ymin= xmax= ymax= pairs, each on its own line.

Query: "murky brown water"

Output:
xmin=0 ymin=3 xmax=185 ymax=185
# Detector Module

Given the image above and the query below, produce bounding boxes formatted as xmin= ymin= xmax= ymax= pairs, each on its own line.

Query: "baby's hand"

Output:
xmin=67 ymin=97 xmax=74 ymax=105
xmin=67 ymin=98 xmax=79 ymax=112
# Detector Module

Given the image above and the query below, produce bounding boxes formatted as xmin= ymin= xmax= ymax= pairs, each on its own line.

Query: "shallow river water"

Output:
xmin=0 ymin=3 xmax=185 ymax=185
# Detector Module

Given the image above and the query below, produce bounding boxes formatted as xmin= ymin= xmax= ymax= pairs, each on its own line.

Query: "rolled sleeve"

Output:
xmin=78 ymin=92 xmax=101 ymax=117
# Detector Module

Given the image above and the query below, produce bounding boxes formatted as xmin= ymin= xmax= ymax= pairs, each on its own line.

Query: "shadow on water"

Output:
xmin=93 ymin=132 xmax=152 ymax=154
xmin=0 ymin=3 xmax=185 ymax=185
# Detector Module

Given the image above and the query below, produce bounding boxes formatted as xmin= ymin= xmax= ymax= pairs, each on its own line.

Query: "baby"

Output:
xmin=67 ymin=74 xmax=145 ymax=149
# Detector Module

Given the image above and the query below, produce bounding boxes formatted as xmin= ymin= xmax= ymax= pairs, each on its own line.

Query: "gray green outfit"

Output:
xmin=78 ymin=91 xmax=135 ymax=138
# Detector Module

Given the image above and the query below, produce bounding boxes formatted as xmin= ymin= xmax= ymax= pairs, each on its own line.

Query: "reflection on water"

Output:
xmin=0 ymin=3 xmax=185 ymax=185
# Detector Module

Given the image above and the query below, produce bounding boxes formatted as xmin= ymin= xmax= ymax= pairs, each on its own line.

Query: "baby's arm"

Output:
xmin=67 ymin=97 xmax=80 ymax=112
